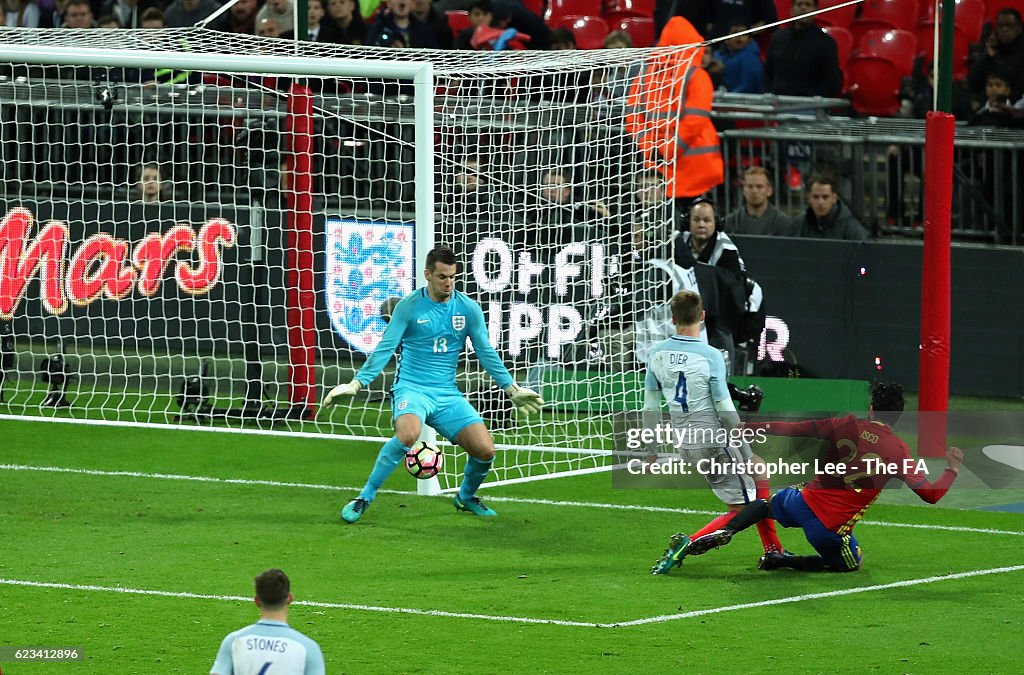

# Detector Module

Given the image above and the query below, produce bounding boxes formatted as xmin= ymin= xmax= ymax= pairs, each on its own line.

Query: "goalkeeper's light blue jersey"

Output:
xmin=355 ymin=288 xmax=514 ymax=392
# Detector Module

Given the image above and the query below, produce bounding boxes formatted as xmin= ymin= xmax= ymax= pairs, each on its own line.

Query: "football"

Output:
xmin=405 ymin=441 xmax=443 ymax=479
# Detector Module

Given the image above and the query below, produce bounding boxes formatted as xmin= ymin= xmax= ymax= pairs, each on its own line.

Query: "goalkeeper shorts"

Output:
xmin=390 ymin=386 xmax=483 ymax=443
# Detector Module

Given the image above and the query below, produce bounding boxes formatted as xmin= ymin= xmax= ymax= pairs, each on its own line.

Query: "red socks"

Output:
xmin=755 ymin=480 xmax=783 ymax=553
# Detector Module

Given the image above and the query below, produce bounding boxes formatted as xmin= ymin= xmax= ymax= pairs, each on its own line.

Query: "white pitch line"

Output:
xmin=0 ymin=578 xmax=603 ymax=628
xmin=617 ymin=564 xmax=1024 ymax=627
xmin=4 ymin=564 xmax=1024 ymax=629
xmin=3 ymin=463 xmax=1024 ymax=537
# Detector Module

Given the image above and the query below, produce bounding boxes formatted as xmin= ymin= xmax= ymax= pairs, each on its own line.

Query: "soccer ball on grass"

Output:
xmin=405 ymin=441 xmax=443 ymax=479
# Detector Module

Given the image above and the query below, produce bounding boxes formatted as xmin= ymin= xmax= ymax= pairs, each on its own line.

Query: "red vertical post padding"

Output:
xmin=918 ymin=111 xmax=954 ymax=456
xmin=286 ymin=83 xmax=317 ymax=416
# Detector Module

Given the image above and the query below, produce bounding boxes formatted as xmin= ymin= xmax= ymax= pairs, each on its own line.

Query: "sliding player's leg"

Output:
xmin=653 ymin=446 xmax=754 ymax=574
xmin=749 ymin=452 xmax=783 ymax=554
xmin=431 ymin=392 xmax=497 ymax=517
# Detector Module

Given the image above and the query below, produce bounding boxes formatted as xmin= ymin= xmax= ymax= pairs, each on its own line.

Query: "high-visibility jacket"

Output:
xmin=626 ymin=17 xmax=723 ymax=199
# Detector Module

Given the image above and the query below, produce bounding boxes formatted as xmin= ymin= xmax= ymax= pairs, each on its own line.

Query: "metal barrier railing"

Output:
xmin=710 ymin=116 xmax=1023 ymax=245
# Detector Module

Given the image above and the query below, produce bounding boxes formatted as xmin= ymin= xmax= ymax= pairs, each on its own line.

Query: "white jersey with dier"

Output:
xmin=645 ymin=335 xmax=729 ymax=448
xmin=211 ymin=620 xmax=325 ymax=675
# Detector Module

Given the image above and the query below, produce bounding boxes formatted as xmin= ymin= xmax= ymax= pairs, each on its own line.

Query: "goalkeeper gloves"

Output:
xmin=321 ymin=379 xmax=362 ymax=412
xmin=504 ymin=384 xmax=544 ymax=416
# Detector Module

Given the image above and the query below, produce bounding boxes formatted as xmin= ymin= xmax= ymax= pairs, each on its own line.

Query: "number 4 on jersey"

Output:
xmin=673 ymin=372 xmax=689 ymax=412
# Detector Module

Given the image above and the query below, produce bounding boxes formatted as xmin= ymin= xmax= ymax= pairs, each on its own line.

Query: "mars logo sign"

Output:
xmin=0 ymin=207 xmax=236 ymax=320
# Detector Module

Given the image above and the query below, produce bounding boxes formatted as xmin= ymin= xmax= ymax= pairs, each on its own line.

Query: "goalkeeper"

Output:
xmin=322 ymin=246 xmax=543 ymax=523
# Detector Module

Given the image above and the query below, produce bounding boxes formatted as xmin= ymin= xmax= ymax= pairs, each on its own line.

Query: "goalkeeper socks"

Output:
xmin=690 ymin=513 xmax=735 ymax=539
xmin=458 ymin=456 xmax=494 ymax=502
xmin=360 ymin=437 xmax=410 ymax=502
xmin=754 ymin=480 xmax=783 ymax=553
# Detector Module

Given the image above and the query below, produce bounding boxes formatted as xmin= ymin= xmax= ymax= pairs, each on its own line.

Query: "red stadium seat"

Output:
xmin=916 ymin=20 xmax=970 ymax=78
xmin=858 ymin=28 xmax=917 ymax=75
xmin=617 ymin=16 xmax=656 ymax=47
xmin=815 ymin=0 xmax=858 ymax=28
xmin=848 ymin=55 xmax=903 ymax=115
xmin=861 ymin=0 xmax=919 ymax=30
xmin=602 ymin=0 xmax=655 ymax=19
xmin=546 ymin=0 xmax=603 ymax=22
xmin=775 ymin=0 xmax=790 ymax=21
xmin=558 ymin=15 xmax=611 ymax=49
xmin=850 ymin=17 xmax=899 ymax=44
xmin=921 ymin=0 xmax=987 ymax=42
xmin=822 ymin=25 xmax=854 ymax=88
xmin=446 ymin=10 xmax=471 ymax=39
xmin=522 ymin=0 xmax=544 ymax=16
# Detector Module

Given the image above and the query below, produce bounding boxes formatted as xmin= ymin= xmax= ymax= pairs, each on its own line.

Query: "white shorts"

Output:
xmin=680 ymin=445 xmax=757 ymax=506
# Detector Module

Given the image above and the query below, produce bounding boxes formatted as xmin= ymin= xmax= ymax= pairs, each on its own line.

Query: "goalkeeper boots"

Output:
xmin=652 ymin=532 xmax=691 ymax=575
xmin=687 ymin=528 xmax=734 ymax=556
xmin=758 ymin=549 xmax=798 ymax=571
xmin=341 ymin=497 xmax=369 ymax=524
xmin=453 ymin=496 xmax=497 ymax=517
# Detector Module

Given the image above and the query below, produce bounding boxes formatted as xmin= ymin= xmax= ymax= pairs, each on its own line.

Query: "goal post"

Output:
xmin=0 ymin=29 xmax=697 ymax=493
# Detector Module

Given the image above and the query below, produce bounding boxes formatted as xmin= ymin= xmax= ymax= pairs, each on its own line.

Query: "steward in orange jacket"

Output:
xmin=626 ymin=17 xmax=723 ymax=202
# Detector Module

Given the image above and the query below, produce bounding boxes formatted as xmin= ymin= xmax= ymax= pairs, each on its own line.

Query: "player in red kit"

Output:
xmin=685 ymin=382 xmax=964 ymax=571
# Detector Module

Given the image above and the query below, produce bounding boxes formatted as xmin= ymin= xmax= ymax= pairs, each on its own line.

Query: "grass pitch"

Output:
xmin=2 ymin=415 xmax=1023 ymax=673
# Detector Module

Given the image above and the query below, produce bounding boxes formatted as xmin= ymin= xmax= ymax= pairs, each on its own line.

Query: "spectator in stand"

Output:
xmin=97 ymin=13 xmax=119 ymax=27
xmin=326 ymin=0 xmax=365 ymax=44
xmin=708 ymin=23 xmax=764 ymax=93
xmin=61 ymin=0 xmax=93 ymax=27
xmin=592 ymin=31 xmax=639 ymax=102
xmin=797 ymin=173 xmax=867 ymax=240
xmin=446 ymin=156 xmax=510 ymax=216
xmin=626 ymin=16 xmax=723 ymax=220
xmin=255 ymin=0 xmax=294 ymax=36
xmin=969 ymin=70 xmax=1022 ymax=126
xmin=968 ymin=8 xmax=1024 ymax=100
xmin=305 ymin=0 xmax=343 ymax=41
xmin=454 ymin=0 xmax=491 ymax=50
xmin=493 ymin=0 xmax=548 ymax=49
xmin=256 ymin=15 xmax=283 ymax=37
xmin=673 ymin=198 xmax=753 ymax=372
xmin=208 ymin=0 xmax=257 ymax=33
xmin=100 ymin=0 xmax=161 ymax=29
xmin=135 ymin=163 xmax=169 ymax=203
xmin=164 ymin=0 xmax=219 ymax=28
xmin=707 ymin=0 xmax=776 ymax=40
xmin=365 ymin=0 xmax=437 ymax=47
xmin=548 ymin=26 xmax=575 ymax=50
xmin=412 ymin=0 xmax=453 ymax=49
xmin=139 ymin=5 xmax=163 ymax=27
xmin=4 ymin=0 xmax=42 ymax=27
xmin=526 ymin=166 xmax=610 ymax=234
xmin=724 ymin=167 xmax=795 ymax=235
xmin=764 ymin=0 xmax=842 ymax=97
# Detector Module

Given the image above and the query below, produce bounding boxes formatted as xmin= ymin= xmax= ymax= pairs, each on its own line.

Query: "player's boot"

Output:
xmin=453 ymin=496 xmax=497 ymax=517
xmin=758 ymin=549 xmax=797 ymax=571
xmin=687 ymin=528 xmax=734 ymax=555
xmin=341 ymin=497 xmax=369 ymax=524
xmin=651 ymin=533 xmax=691 ymax=575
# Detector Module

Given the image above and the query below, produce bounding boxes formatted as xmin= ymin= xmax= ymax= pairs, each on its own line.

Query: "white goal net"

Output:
xmin=0 ymin=28 xmax=697 ymax=490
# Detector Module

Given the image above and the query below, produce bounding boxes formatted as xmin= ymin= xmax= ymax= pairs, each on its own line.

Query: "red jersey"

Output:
xmin=749 ymin=415 xmax=958 ymax=533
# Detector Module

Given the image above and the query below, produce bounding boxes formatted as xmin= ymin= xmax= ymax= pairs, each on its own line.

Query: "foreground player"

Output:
xmin=322 ymin=246 xmax=543 ymax=523
xmin=211 ymin=568 xmax=325 ymax=675
xmin=649 ymin=290 xmax=783 ymax=574
xmin=686 ymin=383 xmax=963 ymax=571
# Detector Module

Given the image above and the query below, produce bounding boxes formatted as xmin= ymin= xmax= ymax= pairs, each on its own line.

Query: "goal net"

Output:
xmin=0 ymin=28 xmax=698 ymax=491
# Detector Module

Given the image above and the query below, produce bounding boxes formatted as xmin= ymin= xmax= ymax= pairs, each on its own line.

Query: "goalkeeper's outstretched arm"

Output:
xmin=321 ymin=298 xmax=411 ymax=411
xmin=466 ymin=301 xmax=544 ymax=415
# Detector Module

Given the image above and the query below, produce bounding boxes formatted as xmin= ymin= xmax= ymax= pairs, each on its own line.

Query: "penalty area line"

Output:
xmin=619 ymin=564 xmax=1024 ymax=627
xmin=3 ymin=463 xmax=1024 ymax=537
